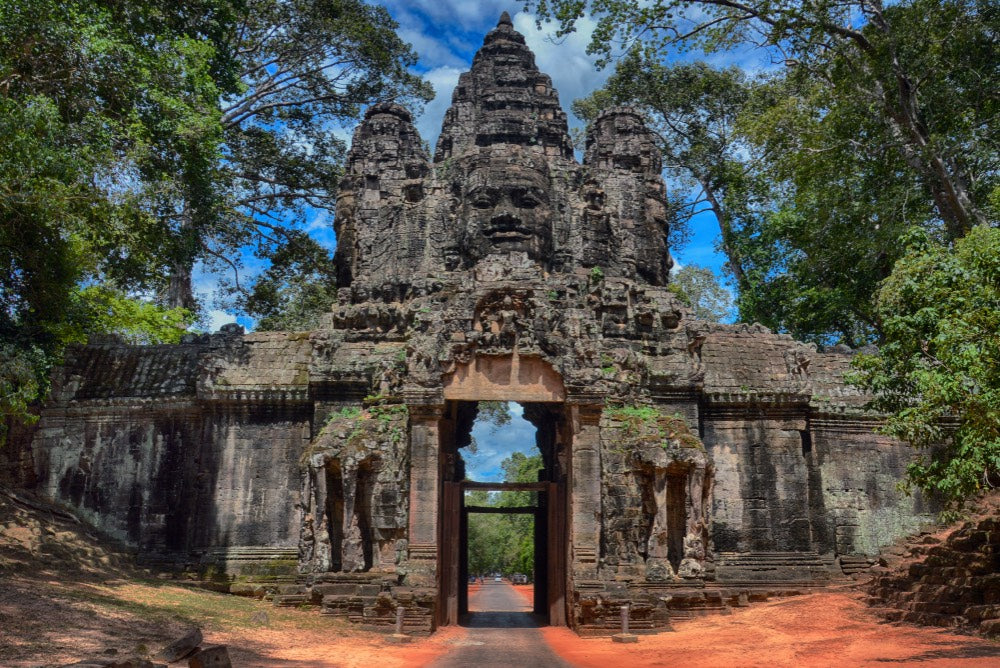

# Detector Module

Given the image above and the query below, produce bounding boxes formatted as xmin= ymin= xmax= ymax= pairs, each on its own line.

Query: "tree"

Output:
xmin=478 ymin=401 xmax=513 ymax=431
xmin=240 ymin=234 xmax=338 ymax=331
xmin=163 ymin=0 xmax=433 ymax=310
xmin=556 ymin=0 xmax=998 ymax=344
xmin=1 ymin=0 xmax=209 ymax=437
xmin=574 ymin=55 xmax=761 ymax=292
xmin=0 ymin=0 xmax=431 ymax=435
xmin=669 ymin=265 xmax=734 ymax=322
xmin=465 ymin=452 xmax=543 ymax=577
xmin=730 ymin=71 xmax=926 ymax=346
xmin=528 ymin=0 xmax=997 ymax=240
xmin=852 ymin=226 xmax=1000 ymax=511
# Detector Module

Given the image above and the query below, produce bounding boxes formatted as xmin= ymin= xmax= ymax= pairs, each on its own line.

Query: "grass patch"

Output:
xmin=64 ymin=580 xmax=342 ymax=633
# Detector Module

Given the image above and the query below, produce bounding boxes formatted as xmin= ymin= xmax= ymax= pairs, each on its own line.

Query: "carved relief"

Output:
xmin=460 ymin=151 xmax=554 ymax=264
xmin=473 ymin=289 xmax=535 ymax=353
xmin=301 ymin=404 xmax=409 ymax=574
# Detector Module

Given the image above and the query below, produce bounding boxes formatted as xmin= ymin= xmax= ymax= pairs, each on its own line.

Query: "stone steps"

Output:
xmin=715 ymin=551 xmax=836 ymax=582
xmin=838 ymin=554 xmax=877 ymax=576
xmin=266 ymin=575 xmax=437 ymax=635
xmin=867 ymin=513 xmax=1000 ymax=638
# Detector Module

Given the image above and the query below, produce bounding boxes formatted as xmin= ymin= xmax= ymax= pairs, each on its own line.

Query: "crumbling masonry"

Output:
xmin=29 ymin=14 xmax=934 ymax=635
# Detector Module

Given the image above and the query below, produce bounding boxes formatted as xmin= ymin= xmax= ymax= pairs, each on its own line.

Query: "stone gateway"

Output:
xmin=30 ymin=14 xmax=933 ymax=635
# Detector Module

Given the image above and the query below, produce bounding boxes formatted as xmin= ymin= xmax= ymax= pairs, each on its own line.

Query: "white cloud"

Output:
xmin=464 ymin=402 xmax=538 ymax=481
xmin=515 ymin=13 xmax=610 ymax=130
xmin=205 ymin=309 xmax=238 ymax=333
xmin=413 ymin=65 xmax=463 ymax=148
xmin=398 ymin=27 xmax=468 ymax=69
xmin=409 ymin=11 xmax=610 ymax=150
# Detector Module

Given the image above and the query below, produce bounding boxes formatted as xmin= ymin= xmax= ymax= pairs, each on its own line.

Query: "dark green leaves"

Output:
xmin=852 ymin=226 xmax=1000 ymax=509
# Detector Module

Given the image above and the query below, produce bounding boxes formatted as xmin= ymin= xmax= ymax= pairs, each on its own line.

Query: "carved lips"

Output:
xmin=485 ymin=212 xmax=534 ymax=246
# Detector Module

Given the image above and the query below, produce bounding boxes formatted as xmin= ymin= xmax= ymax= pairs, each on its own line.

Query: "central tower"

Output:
xmin=332 ymin=12 xmax=673 ymax=297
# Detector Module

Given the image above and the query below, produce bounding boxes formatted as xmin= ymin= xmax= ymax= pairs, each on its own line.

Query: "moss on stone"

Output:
xmin=604 ymin=404 xmax=705 ymax=451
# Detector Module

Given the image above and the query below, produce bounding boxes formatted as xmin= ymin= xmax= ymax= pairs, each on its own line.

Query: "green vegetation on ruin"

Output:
xmin=605 ymin=404 xmax=704 ymax=450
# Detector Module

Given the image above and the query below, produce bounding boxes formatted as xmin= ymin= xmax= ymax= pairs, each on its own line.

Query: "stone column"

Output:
xmin=340 ymin=461 xmax=364 ymax=572
xmin=406 ymin=403 xmax=444 ymax=585
xmin=307 ymin=463 xmax=331 ymax=572
xmin=569 ymin=403 xmax=602 ymax=580
xmin=647 ymin=469 xmax=669 ymax=559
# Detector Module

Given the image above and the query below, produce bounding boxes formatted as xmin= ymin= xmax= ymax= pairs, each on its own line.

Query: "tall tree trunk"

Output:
xmin=864 ymin=2 xmax=985 ymax=239
xmin=164 ymin=203 xmax=198 ymax=311
xmin=165 ymin=260 xmax=196 ymax=311
xmin=881 ymin=74 xmax=983 ymax=240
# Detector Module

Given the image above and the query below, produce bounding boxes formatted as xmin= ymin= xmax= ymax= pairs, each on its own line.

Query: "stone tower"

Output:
xmin=332 ymin=11 xmax=671 ymax=295
xmin=28 ymin=14 xmax=933 ymax=635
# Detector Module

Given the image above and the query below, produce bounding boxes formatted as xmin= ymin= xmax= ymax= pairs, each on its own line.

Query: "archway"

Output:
xmin=438 ymin=357 xmax=569 ymax=627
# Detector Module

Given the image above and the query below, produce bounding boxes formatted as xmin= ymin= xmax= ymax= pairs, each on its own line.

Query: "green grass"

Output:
xmin=63 ymin=579 xmax=340 ymax=632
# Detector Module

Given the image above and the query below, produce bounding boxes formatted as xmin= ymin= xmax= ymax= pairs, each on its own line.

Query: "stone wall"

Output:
xmin=869 ymin=505 xmax=1000 ymax=636
xmin=30 ymin=333 xmax=312 ymax=574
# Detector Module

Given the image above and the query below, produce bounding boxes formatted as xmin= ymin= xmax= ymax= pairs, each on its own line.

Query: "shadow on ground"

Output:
xmin=460 ymin=611 xmax=545 ymax=628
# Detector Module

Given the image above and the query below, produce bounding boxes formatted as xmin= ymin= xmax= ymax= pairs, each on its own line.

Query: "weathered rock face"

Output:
xmin=29 ymin=14 xmax=934 ymax=636
xmin=331 ymin=12 xmax=671 ymax=299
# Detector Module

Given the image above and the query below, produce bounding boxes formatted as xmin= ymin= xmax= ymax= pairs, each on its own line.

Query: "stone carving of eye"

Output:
xmin=513 ymin=189 xmax=542 ymax=209
xmin=470 ymin=190 xmax=496 ymax=209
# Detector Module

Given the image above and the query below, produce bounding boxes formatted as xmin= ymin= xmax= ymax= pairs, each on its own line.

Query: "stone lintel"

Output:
xmin=442 ymin=355 xmax=565 ymax=403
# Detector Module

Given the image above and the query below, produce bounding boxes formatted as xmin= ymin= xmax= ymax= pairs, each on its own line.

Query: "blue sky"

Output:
xmin=464 ymin=402 xmax=537 ymax=481
xmin=200 ymin=2 xmax=771 ymax=331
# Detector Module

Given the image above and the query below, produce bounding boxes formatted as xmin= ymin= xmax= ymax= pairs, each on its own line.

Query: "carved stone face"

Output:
xmin=461 ymin=158 xmax=553 ymax=262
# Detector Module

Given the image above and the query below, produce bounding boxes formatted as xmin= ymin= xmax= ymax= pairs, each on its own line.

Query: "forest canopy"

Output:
xmin=0 ymin=0 xmax=430 ymax=439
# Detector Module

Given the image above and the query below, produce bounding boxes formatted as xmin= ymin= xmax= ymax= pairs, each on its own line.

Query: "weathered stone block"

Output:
xmin=187 ymin=646 xmax=231 ymax=668
xmin=156 ymin=629 xmax=201 ymax=663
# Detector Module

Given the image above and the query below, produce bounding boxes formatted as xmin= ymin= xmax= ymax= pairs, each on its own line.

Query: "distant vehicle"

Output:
xmin=511 ymin=573 xmax=528 ymax=584
xmin=494 ymin=575 xmax=502 ymax=582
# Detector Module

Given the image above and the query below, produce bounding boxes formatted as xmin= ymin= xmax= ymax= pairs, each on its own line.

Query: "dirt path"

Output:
xmin=3 ymin=577 xmax=999 ymax=667
xmin=429 ymin=581 xmax=572 ymax=668
xmin=6 ymin=490 xmax=999 ymax=666
xmin=542 ymin=589 xmax=1000 ymax=668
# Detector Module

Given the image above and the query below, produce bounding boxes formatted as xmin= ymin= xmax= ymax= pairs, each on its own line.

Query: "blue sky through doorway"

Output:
xmin=464 ymin=402 xmax=537 ymax=482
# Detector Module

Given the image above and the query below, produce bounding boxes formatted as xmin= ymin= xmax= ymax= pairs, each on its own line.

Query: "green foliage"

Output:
xmin=606 ymin=404 xmax=702 ymax=449
xmin=539 ymin=0 xmax=998 ymax=345
xmin=589 ymin=266 xmax=604 ymax=282
xmin=573 ymin=55 xmax=758 ymax=287
xmin=327 ymin=406 xmax=362 ymax=423
xmin=0 ymin=344 xmax=45 ymax=441
xmin=852 ymin=226 xmax=1000 ymax=509
xmin=0 ymin=0 xmax=432 ymax=433
xmin=0 ymin=0 xmax=229 ymax=432
xmin=466 ymin=452 xmax=543 ymax=578
xmin=670 ymin=265 xmax=733 ymax=323
xmin=207 ymin=0 xmax=433 ymax=313
xmin=477 ymin=401 xmax=513 ymax=432
xmin=240 ymin=234 xmax=337 ymax=331
xmin=65 ymin=286 xmax=191 ymax=345
xmin=369 ymin=403 xmax=408 ymax=421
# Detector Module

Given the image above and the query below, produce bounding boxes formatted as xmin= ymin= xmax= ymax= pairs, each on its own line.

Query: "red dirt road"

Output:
xmin=542 ymin=589 xmax=1000 ymax=668
xmin=424 ymin=581 xmax=1000 ymax=667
